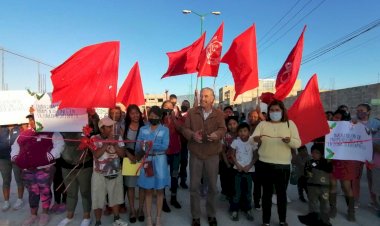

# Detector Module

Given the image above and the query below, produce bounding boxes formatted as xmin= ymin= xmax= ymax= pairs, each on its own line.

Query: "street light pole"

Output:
xmin=182 ymin=10 xmax=221 ymax=90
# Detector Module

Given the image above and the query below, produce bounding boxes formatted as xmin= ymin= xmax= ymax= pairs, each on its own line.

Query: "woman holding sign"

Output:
xmin=123 ymin=104 xmax=146 ymax=223
xmin=136 ymin=106 xmax=170 ymax=226
xmin=251 ymin=100 xmax=301 ymax=226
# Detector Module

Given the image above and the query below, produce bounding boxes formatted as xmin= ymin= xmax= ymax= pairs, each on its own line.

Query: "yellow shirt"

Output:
xmin=250 ymin=120 xmax=301 ymax=165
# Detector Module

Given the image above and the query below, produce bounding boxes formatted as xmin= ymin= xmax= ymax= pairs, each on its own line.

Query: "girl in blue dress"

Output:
xmin=136 ymin=106 xmax=169 ymax=226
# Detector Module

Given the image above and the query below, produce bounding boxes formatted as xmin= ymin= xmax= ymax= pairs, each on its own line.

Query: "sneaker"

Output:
xmin=80 ymin=219 xmax=91 ymax=226
xmin=246 ymin=210 xmax=254 ymax=221
xmin=368 ymin=202 xmax=380 ymax=211
xmin=13 ymin=198 xmax=24 ymax=210
xmin=113 ymin=219 xmax=129 ymax=226
xmin=231 ymin=211 xmax=239 ymax=221
xmin=2 ymin=201 xmax=10 ymax=211
xmin=22 ymin=215 xmax=38 ymax=226
xmin=50 ymin=203 xmax=60 ymax=213
xmin=57 ymin=217 xmax=73 ymax=226
xmin=38 ymin=213 xmax=50 ymax=226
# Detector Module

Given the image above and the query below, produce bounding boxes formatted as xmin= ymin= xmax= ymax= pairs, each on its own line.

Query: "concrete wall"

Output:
xmin=282 ymin=83 xmax=380 ymax=118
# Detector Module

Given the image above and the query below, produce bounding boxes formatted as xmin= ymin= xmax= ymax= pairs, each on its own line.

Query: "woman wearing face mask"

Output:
xmin=160 ymin=100 xmax=183 ymax=212
xmin=250 ymin=100 xmax=301 ymax=226
xmin=136 ymin=106 xmax=170 ymax=226
xmin=352 ymin=103 xmax=380 ymax=212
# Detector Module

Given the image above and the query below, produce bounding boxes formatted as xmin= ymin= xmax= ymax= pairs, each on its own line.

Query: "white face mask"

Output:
xmin=270 ymin=112 xmax=282 ymax=122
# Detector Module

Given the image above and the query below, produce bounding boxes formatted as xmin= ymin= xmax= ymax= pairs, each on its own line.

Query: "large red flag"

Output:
xmin=197 ymin=22 xmax=224 ymax=77
xmin=221 ymin=24 xmax=258 ymax=101
xmin=273 ymin=26 xmax=306 ymax=101
xmin=117 ymin=62 xmax=145 ymax=107
xmin=51 ymin=41 xmax=119 ymax=109
xmin=288 ymin=74 xmax=329 ymax=145
xmin=162 ymin=33 xmax=206 ymax=78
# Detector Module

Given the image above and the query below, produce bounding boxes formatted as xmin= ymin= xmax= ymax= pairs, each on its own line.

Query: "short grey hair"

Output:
xmin=200 ymin=87 xmax=215 ymax=98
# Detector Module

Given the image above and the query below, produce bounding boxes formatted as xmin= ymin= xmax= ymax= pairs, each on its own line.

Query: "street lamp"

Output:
xmin=182 ymin=9 xmax=221 ymax=89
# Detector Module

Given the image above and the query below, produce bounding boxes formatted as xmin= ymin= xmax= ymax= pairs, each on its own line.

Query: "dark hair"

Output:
xmin=161 ymin=100 xmax=173 ymax=109
xmin=169 ymin=94 xmax=177 ymax=99
xmin=223 ymin=106 xmax=233 ymax=112
xmin=226 ymin=116 xmax=239 ymax=125
xmin=149 ymin=106 xmax=162 ymax=118
xmin=108 ymin=106 xmax=122 ymax=118
xmin=333 ymin=109 xmax=350 ymax=121
xmin=325 ymin=111 xmax=333 ymax=115
xmin=357 ymin=103 xmax=371 ymax=111
xmin=267 ymin=99 xmax=288 ymax=122
xmin=311 ymin=143 xmax=324 ymax=156
xmin=124 ymin=104 xmax=144 ymax=139
xmin=237 ymin=122 xmax=250 ymax=132
xmin=297 ymin=145 xmax=307 ymax=152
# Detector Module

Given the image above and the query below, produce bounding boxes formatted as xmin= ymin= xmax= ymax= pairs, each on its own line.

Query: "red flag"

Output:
xmin=162 ymin=33 xmax=206 ymax=78
xmin=288 ymin=74 xmax=329 ymax=145
xmin=51 ymin=41 xmax=119 ymax=109
xmin=117 ymin=62 xmax=145 ymax=107
xmin=221 ymin=24 xmax=258 ymax=101
xmin=274 ymin=26 xmax=306 ymax=101
xmin=197 ymin=22 xmax=224 ymax=77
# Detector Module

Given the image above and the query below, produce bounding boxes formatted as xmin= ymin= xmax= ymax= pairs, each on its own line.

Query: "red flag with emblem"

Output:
xmin=273 ymin=26 xmax=306 ymax=101
xmin=117 ymin=62 xmax=145 ymax=106
xmin=51 ymin=41 xmax=119 ymax=109
xmin=198 ymin=22 xmax=224 ymax=77
xmin=221 ymin=24 xmax=258 ymax=101
xmin=288 ymin=74 xmax=329 ymax=145
xmin=162 ymin=33 xmax=206 ymax=78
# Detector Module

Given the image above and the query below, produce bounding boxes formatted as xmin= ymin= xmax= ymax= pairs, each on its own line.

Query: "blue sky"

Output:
xmin=1 ymin=0 xmax=380 ymax=96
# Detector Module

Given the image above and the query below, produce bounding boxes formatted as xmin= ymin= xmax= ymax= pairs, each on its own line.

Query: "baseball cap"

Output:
xmin=98 ymin=117 xmax=116 ymax=128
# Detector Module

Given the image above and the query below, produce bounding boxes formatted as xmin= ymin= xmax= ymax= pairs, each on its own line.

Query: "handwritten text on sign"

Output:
xmin=325 ymin=121 xmax=373 ymax=162
xmin=34 ymin=94 xmax=88 ymax=132
xmin=0 ymin=90 xmax=35 ymax=125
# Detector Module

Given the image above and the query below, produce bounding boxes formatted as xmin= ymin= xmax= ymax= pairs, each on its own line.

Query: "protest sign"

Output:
xmin=33 ymin=94 xmax=88 ymax=132
xmin=0 ymin=90 xmax=35 ymax=125
xmin=325 ymin=121 xmax=373 ymax=162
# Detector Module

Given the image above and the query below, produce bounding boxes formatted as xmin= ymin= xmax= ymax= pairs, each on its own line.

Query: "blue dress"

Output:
xmin=136 ymin=124 xmax=170 ymax=189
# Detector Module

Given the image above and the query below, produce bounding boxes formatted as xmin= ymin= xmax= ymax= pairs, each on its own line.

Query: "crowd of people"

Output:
xmin=0 ymin=87 xmax=379 ymax=226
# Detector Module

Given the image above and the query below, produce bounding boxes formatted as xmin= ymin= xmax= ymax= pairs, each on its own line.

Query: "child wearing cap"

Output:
xmin=91 ymin=117 xmax=128 ymax=226
xmin=298 ymin=144 xmax=332 ymax=226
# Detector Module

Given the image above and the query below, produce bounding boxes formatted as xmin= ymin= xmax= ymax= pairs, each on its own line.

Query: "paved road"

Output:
xmin=0 ymin=170 xmax=379 ymax=226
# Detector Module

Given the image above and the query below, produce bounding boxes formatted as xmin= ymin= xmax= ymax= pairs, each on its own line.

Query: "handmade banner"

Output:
xmin=33 ymin=94 xmax=88 ymax=132
xmin=0 ymin=90 xmax=35 ymax=125
xmin=325 ymin=121 xmax=373 ymax=162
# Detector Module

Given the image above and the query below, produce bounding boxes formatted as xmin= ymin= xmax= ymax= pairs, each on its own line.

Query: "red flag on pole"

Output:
xmin=117 ymin=62 xmax=145 ymax=107
xmin=197 ymin=22 xmax=224 ymax=77
xmin=273 ymin=26 xmax=306 ymax=101
xmin=221 ymin=24 xmax=258 ymax=101
xmin=162 ymin=33 xmax=206 ymax=78
xmin=51 ymin=41 xmax=119 ymax=109
xmin=288 ymin=74 xmax=329 ymax=145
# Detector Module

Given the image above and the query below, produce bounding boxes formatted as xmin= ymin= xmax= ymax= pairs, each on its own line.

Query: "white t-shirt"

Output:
xmin=231 ymin=137 xmax=255 ymax=172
